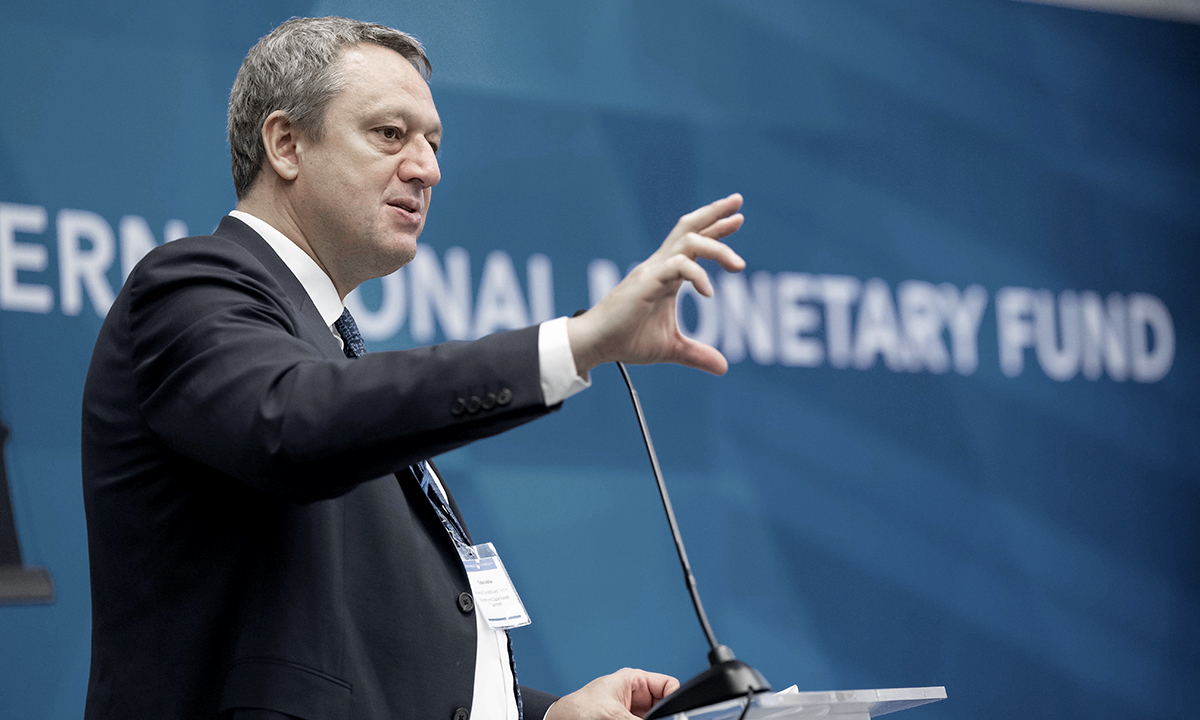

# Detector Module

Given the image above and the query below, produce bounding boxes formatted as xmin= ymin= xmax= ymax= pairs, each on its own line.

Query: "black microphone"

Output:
xmin=611 ymin=359 xmax=772 ymax=717
xmin=568 ymin=307 xmax=768 ymax=715
xmin=569 ymin=306 xmax=770 ymax=714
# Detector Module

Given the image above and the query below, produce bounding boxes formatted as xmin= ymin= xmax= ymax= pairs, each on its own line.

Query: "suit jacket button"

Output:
xmin=466 ymin=396 xmax=482 ymax=414
xmin=458 ymin=591 xmax=474 ymax=613
xmin=496 ymin=388 xmax=512 ymax=406
xmin=481 ymin=392 xmax=497 ymax=410
xmin=450 ymin=398 xmax=466 ymax=416
xmin=453 ymin=709 xmax=470 ymax=720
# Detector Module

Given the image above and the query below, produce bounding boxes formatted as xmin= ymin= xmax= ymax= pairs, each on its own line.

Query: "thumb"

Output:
xmin=671 ymin=335 xmax=729 ymax=376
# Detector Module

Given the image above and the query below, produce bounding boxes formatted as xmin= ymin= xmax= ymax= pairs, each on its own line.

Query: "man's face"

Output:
xmin=291 ymin=42 xmax=441 ymax=291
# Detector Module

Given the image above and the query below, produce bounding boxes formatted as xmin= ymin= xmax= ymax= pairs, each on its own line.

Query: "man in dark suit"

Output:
xmin=82 ymin=16 xmax=746 ymax=720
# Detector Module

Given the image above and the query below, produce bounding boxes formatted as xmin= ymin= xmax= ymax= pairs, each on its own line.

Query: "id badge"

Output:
xmin=457 ymin=542 xmax=531 ymax=630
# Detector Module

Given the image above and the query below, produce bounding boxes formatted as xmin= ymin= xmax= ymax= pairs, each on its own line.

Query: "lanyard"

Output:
xmin=411 ymin=461 xmax=472 ymax=554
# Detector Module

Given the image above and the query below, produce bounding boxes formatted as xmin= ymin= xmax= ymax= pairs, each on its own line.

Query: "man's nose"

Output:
xmin=400 ymin=139 xmax=440 ymax=188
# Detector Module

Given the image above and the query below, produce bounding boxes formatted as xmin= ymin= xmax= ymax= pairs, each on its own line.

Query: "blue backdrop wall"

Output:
xmin=0 ymin=1 xmax=1196 ymax=718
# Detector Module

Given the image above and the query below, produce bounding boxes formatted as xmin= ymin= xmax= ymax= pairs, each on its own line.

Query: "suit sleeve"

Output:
xmin=127 ymin=237 xmax=555 ymax=503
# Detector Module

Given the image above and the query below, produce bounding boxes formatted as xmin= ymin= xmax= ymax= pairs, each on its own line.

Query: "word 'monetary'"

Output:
xmin=0 ymin=201 xmax=1175 ymax=383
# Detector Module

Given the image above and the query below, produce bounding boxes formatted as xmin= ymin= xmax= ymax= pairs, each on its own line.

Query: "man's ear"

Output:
xmin=261 ymin=110 xmax=301 ymax=182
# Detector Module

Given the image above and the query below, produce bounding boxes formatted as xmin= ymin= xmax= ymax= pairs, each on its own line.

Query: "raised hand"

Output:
xmin=567 ymin=193 xmax=746 ymax=375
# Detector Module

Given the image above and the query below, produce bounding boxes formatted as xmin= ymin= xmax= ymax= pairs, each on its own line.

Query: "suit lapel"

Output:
xmin=213 ymin=215 xmax=343 ymax=360
xmin=213 ymin=217 xmax=477 ymax=555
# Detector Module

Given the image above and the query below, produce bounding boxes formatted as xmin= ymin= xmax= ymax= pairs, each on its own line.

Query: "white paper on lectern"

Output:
xmin=667 ymin=685 xmax=947 ymax=720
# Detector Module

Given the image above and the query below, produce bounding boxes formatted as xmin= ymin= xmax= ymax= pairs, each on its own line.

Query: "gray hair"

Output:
xmin=228 ymin=16 xmax=431 ymax=199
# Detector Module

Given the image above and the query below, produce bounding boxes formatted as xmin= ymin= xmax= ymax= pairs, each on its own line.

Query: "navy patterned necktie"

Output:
xmin=334 ymin=308 xmax=366 ymax=359
xmin=334 ymin=307 xmax=524 ymax=718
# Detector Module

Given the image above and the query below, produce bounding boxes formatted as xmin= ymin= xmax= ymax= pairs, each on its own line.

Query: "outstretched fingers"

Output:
xmin=659 ymin=253 xmax=715 ymax=296
xmin=674 ymin=193 xmax=744 ymax=236
xmin=698 ymin=212 xmax=744 ymax=241
xmin=567 ymin=192 xmax=747 ymax=377
xmin=677 ymin=232 xmax=746 ymax=273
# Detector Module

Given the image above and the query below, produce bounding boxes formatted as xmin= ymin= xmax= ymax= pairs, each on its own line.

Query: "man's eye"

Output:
xmin=379 ymin=127 xmax=398 ymax=140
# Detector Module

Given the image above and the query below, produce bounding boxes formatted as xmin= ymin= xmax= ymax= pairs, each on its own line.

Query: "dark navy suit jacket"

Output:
xmin=82 ymin=216 xmax=559 ymax=720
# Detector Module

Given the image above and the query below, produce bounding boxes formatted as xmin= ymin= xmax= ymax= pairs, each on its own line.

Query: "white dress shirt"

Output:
xmin=229 ymin=210 xmax=589 ymax=719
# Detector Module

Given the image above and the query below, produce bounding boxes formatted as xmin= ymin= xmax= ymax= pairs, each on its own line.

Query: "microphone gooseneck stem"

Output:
xmin=616 ymin=361 xmax=720 ymax=656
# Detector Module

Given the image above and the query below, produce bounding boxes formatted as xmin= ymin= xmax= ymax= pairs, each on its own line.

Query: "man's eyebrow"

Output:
xmin=364 ymin=105 xmax=441 ymax=133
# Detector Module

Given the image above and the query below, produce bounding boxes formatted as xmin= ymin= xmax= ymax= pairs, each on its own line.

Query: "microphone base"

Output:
xmin=645 ymin=651 xmax=771 ymax=719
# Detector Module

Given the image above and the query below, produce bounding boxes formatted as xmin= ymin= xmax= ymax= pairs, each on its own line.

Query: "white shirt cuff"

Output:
xmin=538 ymin=316 xmax=591 ymax=406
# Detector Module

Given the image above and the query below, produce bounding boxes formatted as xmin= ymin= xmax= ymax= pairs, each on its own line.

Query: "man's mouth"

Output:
xmin=387 ymin=199 xmax=422 ymax=222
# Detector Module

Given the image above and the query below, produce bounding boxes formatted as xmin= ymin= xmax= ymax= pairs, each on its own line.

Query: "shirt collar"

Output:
xmin=228 ymin=210 xmax=345 ymax=329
